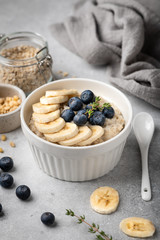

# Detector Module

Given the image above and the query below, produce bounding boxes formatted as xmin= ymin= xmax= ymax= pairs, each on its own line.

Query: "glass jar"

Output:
xmin=0 ymin=32 xmax=54 ymax=94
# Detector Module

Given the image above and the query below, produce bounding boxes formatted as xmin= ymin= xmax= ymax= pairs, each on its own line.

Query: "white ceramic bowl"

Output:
xmin=0 ymin=84 xmax=26 ymax=133
xmin=21 ymin=78 xmax=132 ymax=181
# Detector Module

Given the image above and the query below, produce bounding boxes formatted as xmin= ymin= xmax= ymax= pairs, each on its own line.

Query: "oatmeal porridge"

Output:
xmin=29 ymin=89 xmax=125 ymax=146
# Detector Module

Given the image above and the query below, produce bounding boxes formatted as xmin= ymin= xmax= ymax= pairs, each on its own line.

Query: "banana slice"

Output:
xmin=34 ymin=117 xmax=65 ymax=134
xmin=32 ymin=102 xmax=60 ymax=114
xmin=46 ymin=89 xmax=78 ymax=97
xmin=59 ymin=126 xmax=92 ymax=146
xmin=120 ymin=217 xmax=155 ymax=238
xmin=44 ymin=123 xmax=78 ymax=142
xmin=32 ymin=109 xmax=60 ymax=123
xmin=77 ymin=126 xmax=104 ymax=146
xmin=40 ymin=95 xmax=68 ymax=104
xmin=90 ymin=186 xmax=119 ymax=214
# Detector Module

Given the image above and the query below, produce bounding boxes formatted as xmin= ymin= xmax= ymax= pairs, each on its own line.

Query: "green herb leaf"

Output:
xmin=65 ymin=209 xmax=70 ymax=215
xmin=103 ymin=103 xmax=111 ymax=108
xmin=97 ymin=224 xmax=100 ymax=230
xmin=88 ymin=227 xmax=93 ymax=232
xmin=92 ymin=223 xmax=96 ymax=228
xmin=70 ymin=209 xmax=75 ymax=217
xmin=77 ymin=219 xmax=82 ymax=224
xmin=96 ymin=235 xmax=105 ymax=240
xmin=86 ymin=109 xmax=94 ymax=118
xmin=95 ymin=96 xmax=101 ymax=102
xmin=66 ymin=209 xmax=75 ymax=216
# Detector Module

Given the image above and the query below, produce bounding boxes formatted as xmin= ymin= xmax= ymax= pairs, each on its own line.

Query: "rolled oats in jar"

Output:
xmin=0 ymin=32 xmax=54 ymax=94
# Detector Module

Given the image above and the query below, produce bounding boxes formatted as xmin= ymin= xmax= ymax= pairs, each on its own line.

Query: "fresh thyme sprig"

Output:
xmin=85 ymin=96 xmax=111 ymax=118
xmin=99 ymin=102 xmax=111 ymax=111
xmin=66 ymin=209 xmax=112 ymax=240
xmin=86 ymin=109 xmax=94 ymax=118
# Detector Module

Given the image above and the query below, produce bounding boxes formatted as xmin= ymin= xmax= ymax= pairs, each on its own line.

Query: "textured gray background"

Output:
xmin=0 ymin=0 xmax=160 ymax=240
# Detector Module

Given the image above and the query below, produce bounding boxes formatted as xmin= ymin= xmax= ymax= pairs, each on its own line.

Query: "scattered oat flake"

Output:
xmin=1 ymin=135 xmax=7 ymax=141
xmin=57 ymin=70 xmax=63 ymax=74
xmin=10 ymin=141 xmax=15 ymax=148
xmin=0 ymin=147 xmax=4 ymax=153
xmin=72 ymin=76 xmax=77 ymax=78
xmin=63 ymin=72 xmax=69 ymax=77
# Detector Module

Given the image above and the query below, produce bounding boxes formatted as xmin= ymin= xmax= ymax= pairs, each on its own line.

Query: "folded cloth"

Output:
xmin=51 ymin=0 xmax=160 ymax=108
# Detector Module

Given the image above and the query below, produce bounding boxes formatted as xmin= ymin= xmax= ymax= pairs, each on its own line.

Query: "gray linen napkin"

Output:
xmin=51 ymin=0 xmax=160 ymax=108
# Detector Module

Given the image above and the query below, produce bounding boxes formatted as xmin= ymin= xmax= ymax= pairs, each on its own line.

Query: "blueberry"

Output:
xmin=68 ymin=97 xmax=83 ymax=111
xmin=41 ymin=212 xmax=55 ymax=226
xmin=77 ymin=109 xmax=89 ymax=120
xmin=77 ymin=109 xmax=87 ymax=115
xmin=80 ymin=90 xmax=95 ymax=104
xmin=0 ymin=203 xmax=2 ymax=213
xmin=102 ymin=107 xmax=115 ymax=119
xmin=89 ymin=115 xmax=94 ymax=125
xmin=73 ymin=113 xmax=88 ymax=126
xmin=0 ymin=173 xmax=14 ymax=188
xmin=85 ymin=103 xmax=99 ymax=113
xmin=85 ymin=104 xmax=92 ymax=110
xmin=61 ymin=109 xmax=75 ymax=122
xmin=0 ymin=156 xmax=14 ymax=172
xmin=16 ymin=185 xmax=31 ymax=200
xmin=89 ymin=111 xmax=105 ymax=126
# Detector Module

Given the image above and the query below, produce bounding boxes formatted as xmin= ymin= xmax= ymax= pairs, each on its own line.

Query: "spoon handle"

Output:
xmin=141 ymin=148 xmax=151 ymax=201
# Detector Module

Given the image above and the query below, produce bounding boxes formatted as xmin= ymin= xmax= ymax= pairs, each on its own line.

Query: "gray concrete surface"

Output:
xmin=0 ymin=0 xmax=160 ymax=240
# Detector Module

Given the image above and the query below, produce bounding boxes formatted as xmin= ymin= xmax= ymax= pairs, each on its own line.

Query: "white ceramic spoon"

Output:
xmin=133 ymin=112 xmax=154 ymax=201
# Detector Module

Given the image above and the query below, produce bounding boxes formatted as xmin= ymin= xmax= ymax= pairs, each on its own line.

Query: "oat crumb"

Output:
xmin=1 ymin=135 xmax=7 ymax=141
xmin=57 ymin=70 xmax=63 ymax=74
xmin=63 ymin=72 xmax=69 ymax=77
xmin=10 ymin=141 xmax=15 ymax=148
xmin=0 ymin=147 xmax=4 ymax=153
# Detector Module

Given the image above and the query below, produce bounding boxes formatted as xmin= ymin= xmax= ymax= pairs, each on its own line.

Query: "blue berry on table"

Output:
xmin=61 ymin=109 xmax=75 ymax=122
xmin=68 ymin=97 xmax=83 ymax=111
xmin=41 ymin=212 xmax=55 ymax=226
xmin=0 ymin=156 xmax=14 ymax=172
xmin=102 ymin=106 xmax=115 ymax=118
xmin=73 ymin=113 xmax=88 ymax=126
xmin=80 ymin=90 xmax=95 ymax=104
xmin=0 ymin=173 xmax=14 ymax=188
xmin=16 ymin=185 xmax=31 ymax=200
xmin=89 ymin=111 xmax=105 ymax=126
